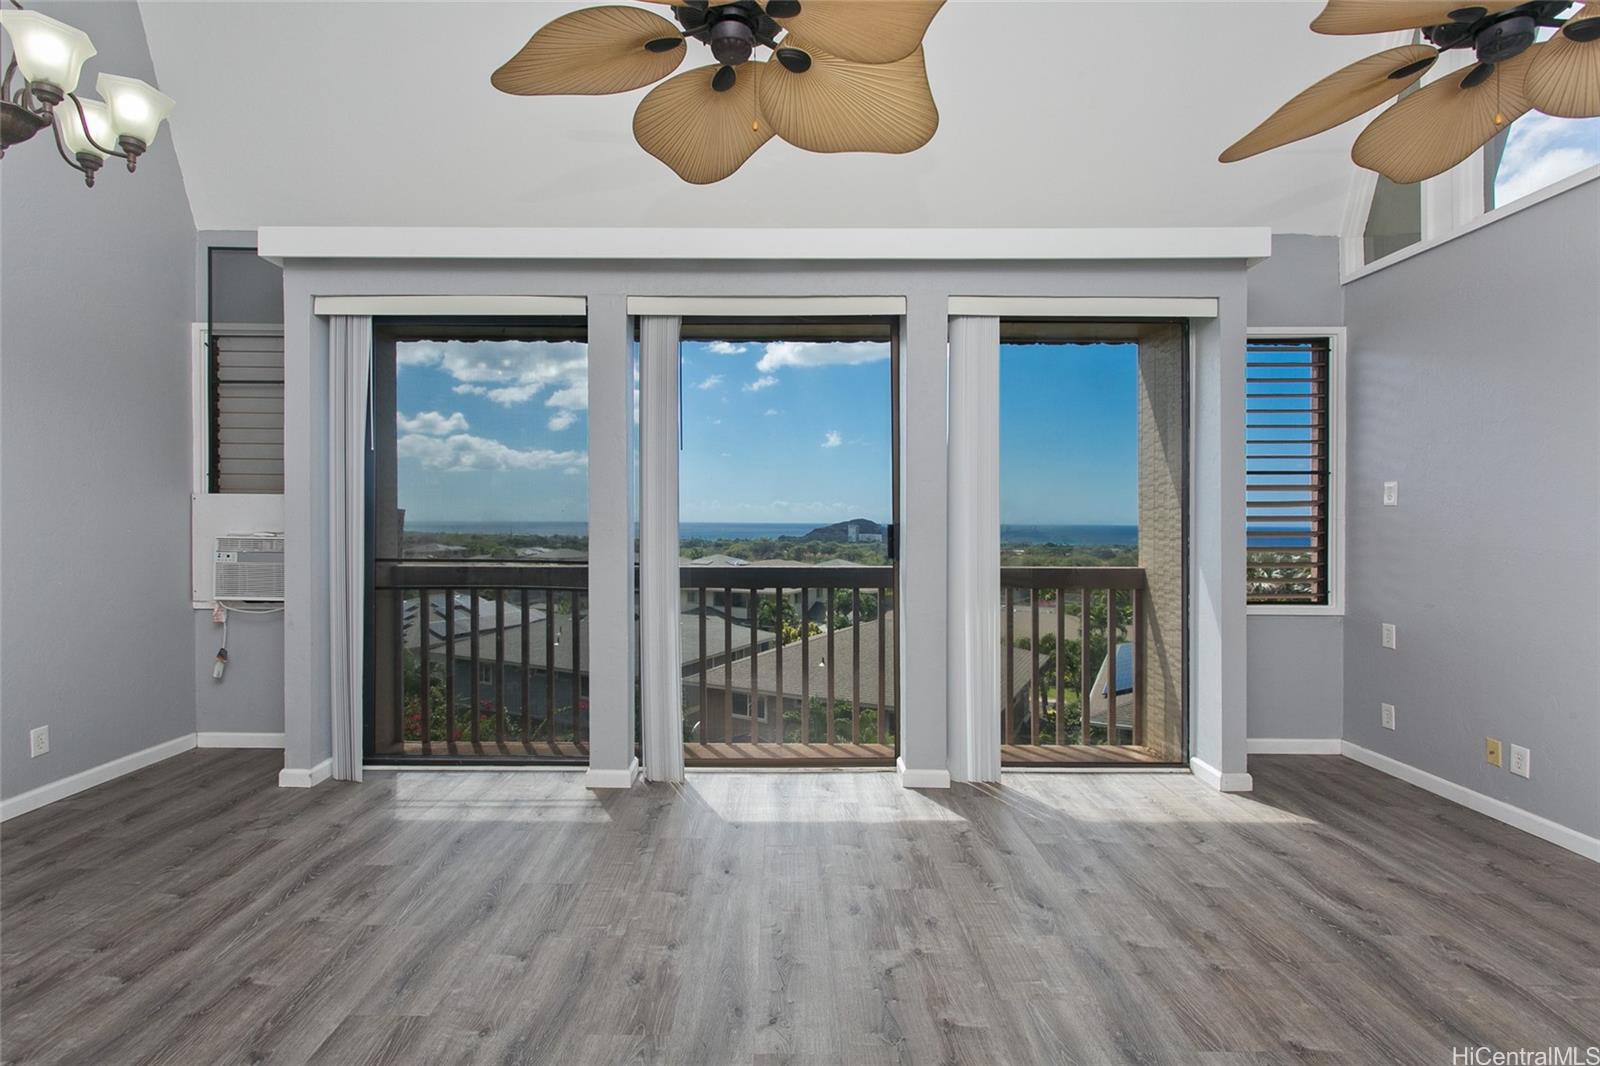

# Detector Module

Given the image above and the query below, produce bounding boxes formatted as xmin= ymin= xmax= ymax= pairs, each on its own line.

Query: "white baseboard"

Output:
xmin=1247 ymin=737 xmax=1342 ymax=755
xmin=584 ymin=758 xmax=642 ymax=790
xmin=197 ymin=731 xmax=285 ymax=749
xmin=1340 ymin=741 xmax=1600 ymax=863
xmin=1 ymin=733 xmax=197 ymax=822
xmin=278 ymin=758 xmax=332 ymax=789
xmin=896 ymin=756 xmax=952 ymax=790
xmin=1190 ymin=755 xmax=1254 ymax=793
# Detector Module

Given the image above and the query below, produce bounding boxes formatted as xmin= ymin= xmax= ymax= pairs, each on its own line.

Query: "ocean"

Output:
xmin=409 ymin=520 xmax=1141 ymax=545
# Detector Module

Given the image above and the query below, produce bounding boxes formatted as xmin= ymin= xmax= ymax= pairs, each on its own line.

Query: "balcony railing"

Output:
xmin=678 ymin=564 xmax=896 ymax=764
xmin=375 ymin=562 xmax=589 ymax=761
xmin=1000 ymin=567 xmax=1147 ymax=764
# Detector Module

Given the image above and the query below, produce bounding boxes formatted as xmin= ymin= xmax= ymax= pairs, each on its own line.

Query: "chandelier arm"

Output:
xmin=65 ymin=91 xmax=127 ymax=158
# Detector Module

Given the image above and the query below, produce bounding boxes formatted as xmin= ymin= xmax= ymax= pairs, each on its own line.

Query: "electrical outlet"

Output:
xmin=1485 ymin=737 xmax=1503 ymax=767
xmin=1509 ymin=744 xmax=1531 ymax=778
xmin=29 ymin=726 xmax=49 ymax=758
xmin=1381 ymin=703 xmax=1396 ymax=730
xmin=1381 ymin=623 xmax=1397 ymax=650
xmin=1383 ymin=481 xmax=1398 ymax=506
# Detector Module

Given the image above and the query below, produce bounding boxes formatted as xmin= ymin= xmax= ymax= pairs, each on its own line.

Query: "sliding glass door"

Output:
xmin=676 ymin=319 xmax=899 ymax=766
xmin=997 ymin=321 xmax=1187 ymax=766
xmin=367 ymin=318 xmax=593 ymax=764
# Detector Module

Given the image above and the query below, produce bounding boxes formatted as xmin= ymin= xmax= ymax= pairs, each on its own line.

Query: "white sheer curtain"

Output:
xmin=947 ymin=315 xmax=1002 ymax=783
xmin=328 ymin=315 xmax=372 ymax=782
xmin=638 ymin=315 xmax=685 ymax=783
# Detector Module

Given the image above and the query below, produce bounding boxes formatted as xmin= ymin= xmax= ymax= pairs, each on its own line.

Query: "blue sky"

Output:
xmin=395 ymin=339 xmax=590 ymax=526
xmin=1494 ymin=113 xmax=1600 ymax=207
xmin=680 ymin=339 xmax=892 ymax=524
xmin=395 ymin=337 xmax=1142 ymax=529
xmin=999 ymin=343 xmax=1137 ymax=526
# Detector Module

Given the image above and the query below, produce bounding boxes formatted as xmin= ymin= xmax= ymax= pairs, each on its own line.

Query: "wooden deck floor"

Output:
xmin=684 ymin=741 xmax=895 ymax=766
xmin=1001 ymin=742 xmax=1169 ymax=766
xmin=396 ymin=739 xmax=589 ymax=760
xmin=4 ymin=752 xmax=1596 ymax=1064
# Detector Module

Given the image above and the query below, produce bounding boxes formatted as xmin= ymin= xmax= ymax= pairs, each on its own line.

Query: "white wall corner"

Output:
xmin=1190 ymin=755 xmax=1253 ymax=793
xmin=1340 ymin=742 xmax=1600 ymax=863
xmin=278 ymin=758 xmax=333 ymax=789
xmin=585 ymin=758 xmax=643 ymax=790
xmin=897 ymin=757 xmax=952 ymax=790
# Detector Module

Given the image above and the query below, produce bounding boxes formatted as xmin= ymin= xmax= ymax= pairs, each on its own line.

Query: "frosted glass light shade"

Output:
xmin=96 ymin=73 xmax=175 ymax=147
xmin=0 ymin=10 xmax=96 ymax=94
xmin=58 ymin=97 xmax=114 ymax=159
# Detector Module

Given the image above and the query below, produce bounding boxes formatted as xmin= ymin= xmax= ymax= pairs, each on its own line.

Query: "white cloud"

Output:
xmin=757 ymin=341 xmax=889 ymax=373
xmin=763 ymin=408 xmax=780 ymax=417
xmin=396 ymin=410 xmax=469 ymax=435
xmin=547 ymin=411 xmax=578 ymax=432
xmin=744 ymin=375 xmax=778 ymax=392
xmin=822 ymin=430 xmax=842 ymax=448
xmin=397 ymin=433 xmax=586 ymax=473
xmin=1495 ymin=113 xmax=1600 ymax=205
xmin=398 ymin=339 xmax=588 ymax=409
xmin=696 ymin=374 xmax=724 ymax=390
xmin=707 ymin=341 xmax=748 ymax=355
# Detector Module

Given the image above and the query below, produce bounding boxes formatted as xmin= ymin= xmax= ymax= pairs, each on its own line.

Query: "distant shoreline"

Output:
xmin=407 ymin=520 xmax=1141 ymax=547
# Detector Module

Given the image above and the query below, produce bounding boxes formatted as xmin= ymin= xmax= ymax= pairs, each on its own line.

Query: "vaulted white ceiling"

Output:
xmin=138 ymin=1 xmax=1383 ymax=234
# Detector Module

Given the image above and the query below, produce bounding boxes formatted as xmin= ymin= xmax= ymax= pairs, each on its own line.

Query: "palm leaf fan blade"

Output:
xmin=633 ymin=64 xmax=773 ymax=183
xmin=1525 ymin=3 xmax=1600 ymax=118
xmin=1221 ymin=44 xmax=1439 ymax=162
xmin=492 ymin=6 xmax=686 ymax=96
xmin=757 ymin=42 xmax=937 ymax=155
xmin=1352 ymin=48 xmax=1538 ymax=184
xmin=1310 ymin=0 xmax=1522 ymax=36
xmin=766 ymin=0 xmax=944 ymax=65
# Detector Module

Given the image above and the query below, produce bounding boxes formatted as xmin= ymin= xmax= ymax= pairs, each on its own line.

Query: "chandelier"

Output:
xmin=0 ymin=3 xmax=174 ymax=186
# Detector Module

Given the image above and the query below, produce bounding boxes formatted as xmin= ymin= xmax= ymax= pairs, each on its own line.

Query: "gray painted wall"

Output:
xmin=192 ymin=231 xmax=284 ymax=738
xmin=0 ymin=2 xmax=196 ymax=799
xmin=1344 ymin=180 xmax=1600 ymax=837
xmin=275 ymin=256 xmax=1255 ymax=781
xmin=1244 ymin=236 xmax=1346 ymax=741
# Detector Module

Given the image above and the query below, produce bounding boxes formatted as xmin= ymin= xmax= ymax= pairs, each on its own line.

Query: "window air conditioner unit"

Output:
xmin=214 ymin=533 xmax=285 ymax=601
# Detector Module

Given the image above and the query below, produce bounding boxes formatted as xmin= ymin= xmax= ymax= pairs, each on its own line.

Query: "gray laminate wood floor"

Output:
xmin=2 ymin=751 xmax=1596 ymax=1065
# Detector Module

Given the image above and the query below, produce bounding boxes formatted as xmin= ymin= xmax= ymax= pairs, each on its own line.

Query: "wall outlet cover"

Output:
xmin=1485 ymin=737 xmax=1503 ymax=767
xmin=1381 ymin=703 xmax=1396 ymax=730
xmin=1509 ymin=744 xmax=1531 ymax=778
xmin=1381 ymin=623 xmax=1397 ymax=650
xmin=1383 ymin=481 xmax=1398 ymax=506
xmin=29 ymin=725 xmax=49 ymax=758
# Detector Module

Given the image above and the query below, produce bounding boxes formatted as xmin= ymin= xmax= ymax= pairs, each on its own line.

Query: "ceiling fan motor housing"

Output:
xmin=1475 ymin=14 xmax=1538 ymax=63
xmin=710 ymin=17 xmax=756 ymax=66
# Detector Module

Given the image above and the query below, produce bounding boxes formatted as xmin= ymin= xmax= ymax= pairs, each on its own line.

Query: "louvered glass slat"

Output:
xmin=212 ymin=332 xmax=286 ymax=493
xmin=1245 ymin=338 xmax=1331 ymax=606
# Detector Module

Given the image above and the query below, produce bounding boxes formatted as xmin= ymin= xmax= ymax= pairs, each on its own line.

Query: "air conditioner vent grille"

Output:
xmin=215 ymin=533 xmax=285 ymax=601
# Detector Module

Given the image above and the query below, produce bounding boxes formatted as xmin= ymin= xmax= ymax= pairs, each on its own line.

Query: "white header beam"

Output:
xmin=261 ymin=227 xmax=1272 ymax=264
xmin=948 ymin=297 xmax=1219 ymax=319
xmin=626 ymin=296 xmax=904 ymax=317
xmin=311 ymin=296 xmax=585 ymax=316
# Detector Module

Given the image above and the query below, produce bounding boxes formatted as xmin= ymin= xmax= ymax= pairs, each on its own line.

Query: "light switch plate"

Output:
xmin=1383 ymin=481 xmax=1398 ymax=506
xmin=1381 ymin=623 xmax=1396 ymax=650
xmin=1509 ymin=745 xmax=1531 ymax=778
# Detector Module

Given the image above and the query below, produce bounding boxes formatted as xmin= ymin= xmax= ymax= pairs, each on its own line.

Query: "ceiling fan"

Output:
xmin=491 ymin=0 xmax=944 ymax=184
xmin=1221 ymin=1 xmax=1600 ymax=183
